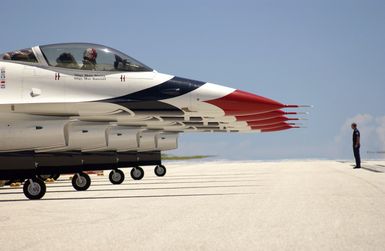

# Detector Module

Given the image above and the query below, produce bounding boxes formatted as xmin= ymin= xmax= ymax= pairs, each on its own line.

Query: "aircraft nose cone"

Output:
xmin=205 ymin=89 xmax=284 ymax=116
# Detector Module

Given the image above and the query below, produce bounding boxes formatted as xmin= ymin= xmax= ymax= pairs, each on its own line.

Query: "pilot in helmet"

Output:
xmin=81 ymin=48 xmax=97 ymax=70
xmin=56 ymin=52 xmax=79 ymax=69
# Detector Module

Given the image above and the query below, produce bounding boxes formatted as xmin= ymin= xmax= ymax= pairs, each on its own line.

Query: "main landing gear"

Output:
xmin=130 ymin=167 xmax=144 ymax=180
xmin=130 ymin=165 xmax=167 ymax=180
xmin=23 ymin=178 xmax=46 ymax=200
xmin=109 ymin=165 xmax=166 ymax=184
xmin=109 ymin=169 xmax=125 ymax=184
xmin=71 ymin=172 xmax=91 ymax=191
xmin=21 ymin=164 xmax=167 ymax=199
xmin=154 ymin=165 xmax=166 ymax=177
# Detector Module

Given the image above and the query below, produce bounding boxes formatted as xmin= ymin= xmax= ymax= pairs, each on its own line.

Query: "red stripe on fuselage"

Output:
xmin=250 ymin=122 xmax=292 ymax=130
xmin=261 ymin=125 xmax=293 ymax=132
xmin=236 ymin=110 xmax=297 ymax=121
xmin=205 ymin=90 xmax=284 ymax=116
xmin=246 ymin=116 xmax=298 ymax=127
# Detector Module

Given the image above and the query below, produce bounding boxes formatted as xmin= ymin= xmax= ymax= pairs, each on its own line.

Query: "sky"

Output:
xmin=1 ymin=0 xmax=384 ymax=160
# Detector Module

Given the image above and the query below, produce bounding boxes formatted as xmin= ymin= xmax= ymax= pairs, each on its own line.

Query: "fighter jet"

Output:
xmin=0 ymin=43 xmax=303 ymax=199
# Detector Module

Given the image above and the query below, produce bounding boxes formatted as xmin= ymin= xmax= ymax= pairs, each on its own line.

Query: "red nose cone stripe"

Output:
xmin=252 ymin=123 xmax=295 ymax=132
xmin=250 ymin=122 xmax=292 ymax=130
xmin=236 ymin=110 xmax=296 ymax=121
xmin=261 ymin=125 xmax=293 ymax=132
xmin=205 ymin=89 xmax=284 ymax=116
xmin=246 ymin=116 xmax=297 ymax=126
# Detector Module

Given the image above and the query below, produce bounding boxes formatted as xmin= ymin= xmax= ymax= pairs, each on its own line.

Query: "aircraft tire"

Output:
xmin=154 ymin=165 xmax=166 ymax=177
xmin=109 ymin=169 xmax=125 ymax=184
xmin=72 ymin=172 xmax=91 ymax=191
xmin=130 ymin=167 xmax=144 ymax=180
xmin=23 ymin=178 xmax=46 ymax=200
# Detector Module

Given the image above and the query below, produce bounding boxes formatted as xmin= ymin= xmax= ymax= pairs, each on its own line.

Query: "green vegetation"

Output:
xmin=161 ymin=154 xmax=214 ymax=161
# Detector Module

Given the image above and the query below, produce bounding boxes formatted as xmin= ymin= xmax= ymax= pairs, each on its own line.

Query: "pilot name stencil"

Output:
xmin=0 ymin=67 xmax=5 ymax=89
xmin=74 ymin=73 xmax=106 ymax=81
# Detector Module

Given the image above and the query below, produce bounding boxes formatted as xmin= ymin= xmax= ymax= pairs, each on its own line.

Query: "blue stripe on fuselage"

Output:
xmin=101 ymin=76 xmax=205 ymax=114
xmin=109 ymin=76 xmax=205 ymax=102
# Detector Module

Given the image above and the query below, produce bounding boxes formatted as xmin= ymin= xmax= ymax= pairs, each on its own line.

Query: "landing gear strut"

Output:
xmin=130 ymin=167 xmax=144 ymax=180
xmin=154 ymin=165 xmax=166 ymax=177
xmin=23 ymin=178 xmax=46 ymax=200
xmin=72 ymin=172 xmax=91 ymax=191
xmin=109 ymin=169 xmax=125 ymax=184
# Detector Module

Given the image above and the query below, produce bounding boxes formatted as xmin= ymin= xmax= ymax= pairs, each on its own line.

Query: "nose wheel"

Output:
xmin=72 ymin=172 xmax=91 ymax=191
xmin=130 ymin=167 xmax=144 ymax=180
xmin=154 ymin=165 xmax=166 ymax=177
xmin=109 ymin=169 xmax=125 ymax=184
xmin=23 ymin=178 xmax=46 ymax=200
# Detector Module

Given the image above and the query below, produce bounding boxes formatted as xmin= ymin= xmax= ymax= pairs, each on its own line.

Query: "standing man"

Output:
xmin=351 ymin=123 xmax=361 ymax=169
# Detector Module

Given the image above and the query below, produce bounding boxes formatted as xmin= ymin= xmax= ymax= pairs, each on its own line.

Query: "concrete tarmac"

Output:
xmin=1 ymin=160 xmax=385 ymax=251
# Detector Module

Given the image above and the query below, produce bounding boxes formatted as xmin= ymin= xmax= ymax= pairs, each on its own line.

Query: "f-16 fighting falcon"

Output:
xmin=0 ymin=43 xmax=303 ymax=199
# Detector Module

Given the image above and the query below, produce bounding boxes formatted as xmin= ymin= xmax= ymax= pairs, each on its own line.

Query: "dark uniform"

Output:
xmin=353 ymin=128 xmax=361 ymax=168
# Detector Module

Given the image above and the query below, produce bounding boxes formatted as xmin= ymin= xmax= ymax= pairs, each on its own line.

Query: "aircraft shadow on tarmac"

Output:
xmin=0 ymin=177 xmax=262 ymax=191
xmin=0 ymin=178 xmax=260 ymax=189
xmin=0 ymin=192 xmax=255 ymax=203
xmin=0 ymin=173 xmax=260 ymax=202
xmin=0 ymin=184 xmax=259 ymax=195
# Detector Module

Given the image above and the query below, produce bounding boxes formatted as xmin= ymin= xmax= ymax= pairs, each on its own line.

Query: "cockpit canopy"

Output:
xmin=1 ymin=43 xmax=153 ymax=72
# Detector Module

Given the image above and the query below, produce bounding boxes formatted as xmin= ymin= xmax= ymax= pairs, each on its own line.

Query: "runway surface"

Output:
xmin=1 ymin=160 xmax=385 ymax=251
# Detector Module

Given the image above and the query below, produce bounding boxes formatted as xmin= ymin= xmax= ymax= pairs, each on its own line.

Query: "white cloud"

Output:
xmin=375 ymin=116 xmax=385 ymax=150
